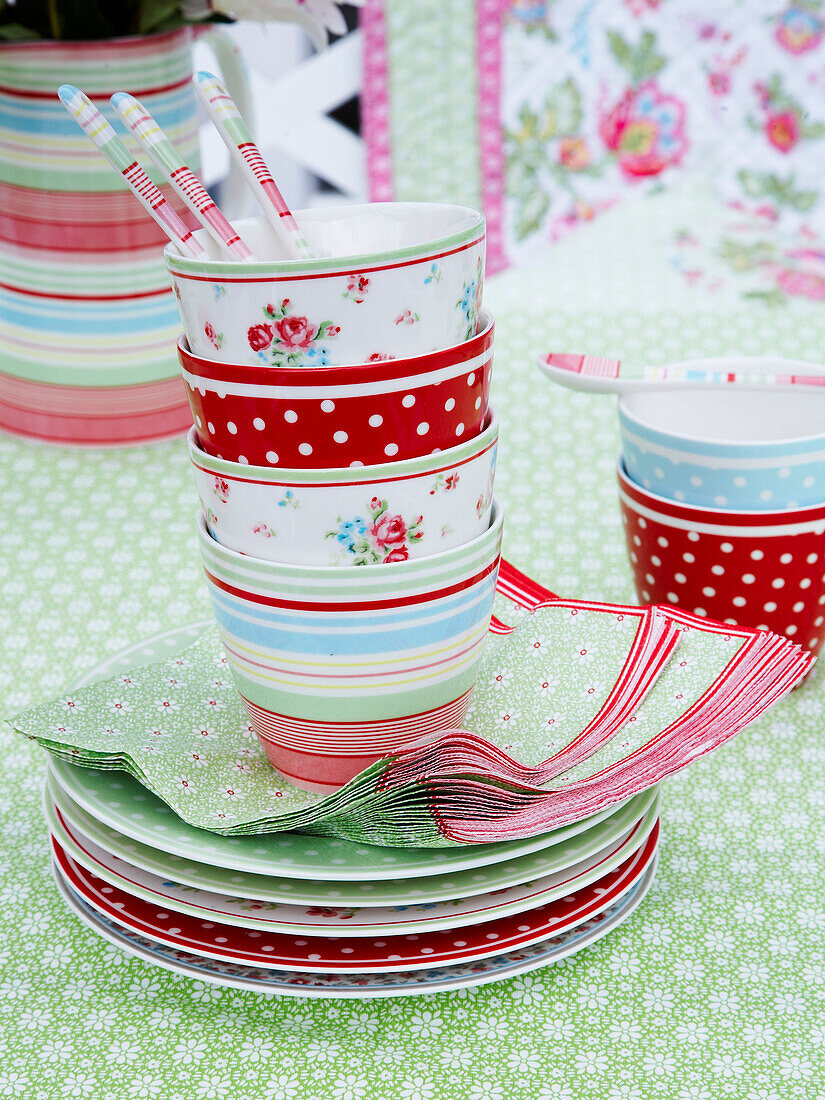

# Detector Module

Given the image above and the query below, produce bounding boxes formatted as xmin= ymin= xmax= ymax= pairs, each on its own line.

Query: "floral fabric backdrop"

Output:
xmin=502 ymin=0 xmax=825 ymax=265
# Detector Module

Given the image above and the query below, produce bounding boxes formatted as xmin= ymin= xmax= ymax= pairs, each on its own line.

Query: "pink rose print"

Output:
xmin=395 ymin=309 xmax=419 ymax=326
xmin=344 ymin=275 xmax=370 ymax=303
xmin=204 ymin=322 xmax=222 ymax=351
xmin=367 ymin=352 xmax=395 ymax=361
xmin=247 ymin=323 xmax=273 ymax=352
xmin=766 ymin=110 xmax=800 ymax=153
xmin=774 ymin=268 xmax=825 ymax=300
xmin=775 ymin=5 xmax=824 ymax=54
xmin=558 ymin=137 xmax=591 ymax=170
xmin=273 ymin=314 xmax=319 ymax=349
xmin=370 ymin=511 xmax=408 ymax=550
xmin=384 ymin=546 xmax=409 ymax=563
xmin=213 ymin=476 xmax=229 ymax=503
xmin=599 ymin=81 xmax=688 ymax=178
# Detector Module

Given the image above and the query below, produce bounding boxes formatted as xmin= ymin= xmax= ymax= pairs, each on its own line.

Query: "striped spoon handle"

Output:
xmin=111 ymin=92 xmax=252 ymax=261
xmin=57 ymin=85 xmax=204 ymax=259
xmin=194 ymin=70 xmax=315 ymax=261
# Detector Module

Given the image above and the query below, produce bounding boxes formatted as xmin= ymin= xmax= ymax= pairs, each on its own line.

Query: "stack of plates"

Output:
xmin=47 ymin=757 xmax=660 ymax=998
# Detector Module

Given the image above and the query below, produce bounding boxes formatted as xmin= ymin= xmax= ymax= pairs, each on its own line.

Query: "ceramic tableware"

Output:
xmin=51 ymin=823 xmax=658 ymax=972
xmin=618 ymin=459 xmax=825 ymax=654
xmin=196 ymin=503 xmax=504 ymax=792
xmin=47 ymin=790 xmax=659 ymax=935
xmin=189 ymin=413 xmax=497 ymax=564
xmin=165 ymin=202 xmax=485 ymax=365
xmin=52 ymin=858 xmax=657 ymax=998
xmin=177 ymin=309 xmax=494 ymax=468
xmin=619 ymin=385 xmax=825 ymax=510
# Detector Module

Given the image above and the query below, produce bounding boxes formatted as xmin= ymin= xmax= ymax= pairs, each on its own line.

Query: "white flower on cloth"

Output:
xmin=181 ymin=0 xmax=358 ymax=49
xmin=497 ymin=706 xmax=521 ymax=729
xmin=534 ymin=675 xmax=559 ymax=698
xmin=489 ymin=669 xmax=513 ymax=690
xmin=173 ymin=775 xmax=197 ymax=794
xmin=572 ymin=640 xmax=597 ymax=663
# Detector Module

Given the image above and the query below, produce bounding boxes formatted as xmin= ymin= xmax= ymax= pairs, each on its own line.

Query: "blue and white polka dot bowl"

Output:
xmin=619 ymin=382 xmax=825 ymax=511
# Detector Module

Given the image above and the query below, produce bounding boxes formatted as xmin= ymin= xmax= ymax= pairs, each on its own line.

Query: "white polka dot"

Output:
xmin=793 ymin=601 xmax=805 ymax=612
xmin=785 ymin=624 xmax=798 ymax=636
xmin=721 ymin=542 xmax=734 ymax=553
xmin=651 ymin=555 xmax=662 ymax=567
xmin=771 ymin=578 xmax=785 ymax=589
xmin=690 ymin=476 xmax=703 ymax=487
xmin=474 ymin=396 xmax=482 ymax=410
xmin=333 ymin=430 xmax=348 ymax=444
xmin=455 ymin=422 xmax=465 ymax=436
xmin=742 ymin=574 xmax=756 ymax=584
xmin=401 ymin=394 xmax=416 ymax=407
xmin=298 ymin=443 xmax=312 ymax=456
xmin=751 ymin=550 xmax=764 ymax=561
xmin=657 ymin=536 xmax=668 ymax=548
xmin=265 ymin=451 xmax=279 ymax=463
xmin=693 ymin=607 xmax=707 ymax=617
xmin=384 ymin=443 xmax=399 ymax=457
xmin=641 ymin=590 xmax=650 ymax=601
xmin=444 ymin=397 xmax=456 ymax=411
xmin=800 ymin=578 xmax=812 ymax=589
xmin=711 ymin=564 xmax=725 ymax=576
xmin=252 ymin=417 xmax=265 ymax=431
xmin=733 ymin=596 xmax=747 ymax=607
xmin=207 ymin=422 xmax=215 ymax=434
xmin=675 ymin=572 xmax=687 ymax=584
xmin=803 ymin=476 xmax=815 ymax=487
xmin=238 ymin=455 xmax=248 ymax=465
xmin=195 ymin=415 xmax=202 ymax=428
xmin=763 ymin=601 xmax=777 ymax=613
xmin=654 ymin=467 xmax=664 ymax=479
xmin=645 ymin=573 xmax=655 ymax=584
xmin=674 ymin=491 xmax=686 ymax=501
xmin=807 ymin=553 xmax=818 ymax=564
xmin=760 ymin=490 xmax=774 ymax=502
xmin=284 ymin=409 xmax=298 ymax=423
xmin=687 ymin=531 xmax=700 ymax=542
xmin=683 ymin=552 xmax=695 ymax=563
xmin=320 ymin=399 xmax=335 ymax=413
xmin=714 ymin=496 xmax=728 ymax=506
xmin=349 ymin=460 xmax=364 ymax=468
xmin=778 ymin=467 xmax=791 ymax=478
xmin=467 ymin=373 xmax=475 ymax=386
xmin=780 ymin=553 xmax=792 ymax=564
xmin=733 ymin=476 xmax=747 ymax=487
xmin=666 ymin=592 xmax=679 ymax=603
xmin=416 ymin=422 xmax=429 ymax=435
xmin=369 ymin=414 xmax=383 ymax=427
xmin=702 ymin=586 xmax=716 ymax=598
xmin=638 ymin=518 xmax=647 ymax=529
xmin=633 ymin=535 xmax=641 ymax=547
xmin=816 ymin=616 xmax=824 ymax=627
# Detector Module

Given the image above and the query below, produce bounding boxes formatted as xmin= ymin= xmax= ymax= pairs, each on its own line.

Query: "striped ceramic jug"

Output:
xmin=0 ymin=27 xmax=250 ymax=445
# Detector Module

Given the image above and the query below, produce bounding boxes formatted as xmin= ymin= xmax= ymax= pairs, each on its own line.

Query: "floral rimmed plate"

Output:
xmin=52 ymin=823 xmax=658 ymax=973
xmin=46 ymin=790 xmax=659 ymax=937
xmin=52 ymin=856 xmax=658 ymax=998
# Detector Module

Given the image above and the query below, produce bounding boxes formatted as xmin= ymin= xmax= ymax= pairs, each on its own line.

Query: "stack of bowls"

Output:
xmin=616 ymin=364 xmax=825 ymax=657
xmin=168 ymin=202 xmax=503 ymax=792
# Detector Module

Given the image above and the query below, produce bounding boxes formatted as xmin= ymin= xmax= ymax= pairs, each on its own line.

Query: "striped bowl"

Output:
xmin=196 ymin=501 xmax=504 ymax=793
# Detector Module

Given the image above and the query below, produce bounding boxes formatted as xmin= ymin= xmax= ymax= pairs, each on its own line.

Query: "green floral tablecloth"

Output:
xmin=1 ymin=183 xmax=824 ymax=1099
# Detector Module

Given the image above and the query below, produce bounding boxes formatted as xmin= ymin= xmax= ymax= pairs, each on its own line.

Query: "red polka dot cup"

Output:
xmin=618 ymin=460 xmax=825 ymax=656
xmin=177 ymin=311 xmax=494 ymax=469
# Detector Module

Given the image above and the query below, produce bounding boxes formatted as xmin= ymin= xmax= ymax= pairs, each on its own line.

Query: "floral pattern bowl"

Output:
xmin=188 ymin=413 xmax=498 ymax=566
xmin=166 ymin=203 xmax=485 ymax=367
xmin=177 ymin=310 xmax=494 ymax=469
xmin=196 ymin=502 xmax=504 ymax=792
xmin=619 ymin=375 xmax=825 ymax=511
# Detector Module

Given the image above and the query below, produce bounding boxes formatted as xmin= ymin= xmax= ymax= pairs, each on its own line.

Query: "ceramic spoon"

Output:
xmin=538 ymin=352 xmax=825 ymax=394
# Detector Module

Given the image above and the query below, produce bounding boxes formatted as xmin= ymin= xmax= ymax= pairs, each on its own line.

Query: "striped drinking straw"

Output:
xmin=56 ymin=85 xmax=204 ymax=259
xmin=111 ymin=92 xmax=253 ymax=261
xmin=195 ymin=71 xmax=315 ymax=261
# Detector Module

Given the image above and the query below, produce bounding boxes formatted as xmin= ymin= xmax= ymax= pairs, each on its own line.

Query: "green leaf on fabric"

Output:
xmin=0 ymin=21 xmax=42 ymax=37
xmin=514 ymin=185 xmax=550 ymax=242
xmin=608 ymin=29 xmax=665 ymax=85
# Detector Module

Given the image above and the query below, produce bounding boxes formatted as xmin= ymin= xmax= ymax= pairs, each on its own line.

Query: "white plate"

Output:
xmin=53 ymin=855 xmax=657 ymax=997
xmin=47 ymin=789 xmax=659 ymax=936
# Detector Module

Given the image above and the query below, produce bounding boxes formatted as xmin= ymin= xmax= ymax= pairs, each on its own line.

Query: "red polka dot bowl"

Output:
xmin=618 ymin=460 xmax=825 ymax=656
xmin=177 ymin=311 xmax=494 ymax=469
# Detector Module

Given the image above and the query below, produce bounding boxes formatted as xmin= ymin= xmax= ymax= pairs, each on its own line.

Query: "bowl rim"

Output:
xmin=196 ymin=496 xmax=504 ymax=580
xmin=177 ymin=309 xmax=494 ymax=385
xmin=617 ymin=457 xmax=825 ymax=526
xmin=188 ymin=409 xmax=498 ymax=483
xmin=618 ymin=380 xmax=825 ymax=450
xmin=165 ymin=202 xmax=485 ymax=276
